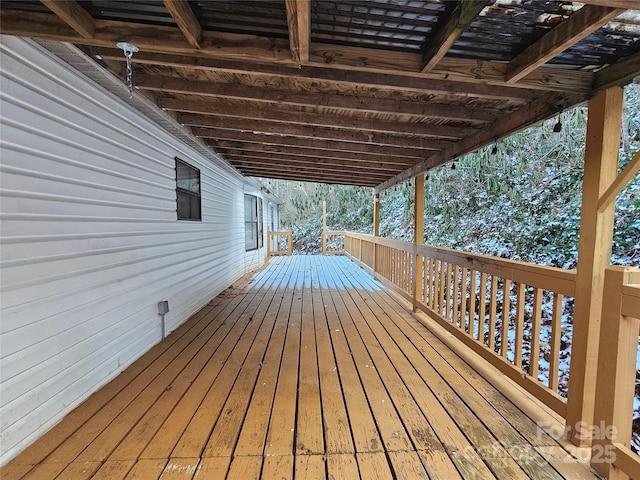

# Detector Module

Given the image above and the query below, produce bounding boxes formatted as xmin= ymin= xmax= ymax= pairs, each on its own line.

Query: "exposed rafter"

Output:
xmin=214 ymin=144 xmax=417 ymax=168
xmin=506 ymin=4 xmax=624 ymax=83
xmin=2 ymin=1 xmax=638 ymax=190
xmin=198 ymin=130 xmax=441 ymax=157
xmin=594 ymin=51 xmax=640 ymax=92
xmin=39 ymin=0 xmax=94 ymax=39
xmin=162 ymin=0 xmax=202 ymax=49
xmin=421 ymin=1 xmax=489 ymax=73
xmin=183 ymin=115 xmax=463 ymax=147
xmin=158 ymin=96 xmax=497 ymax=127
xmin=285 ymin=0 xmax=310 ymax=64
xmin=96 ymin=48 xmax=540 ymax=101
xmin=0 ymin=9 xmax=596 ymax=94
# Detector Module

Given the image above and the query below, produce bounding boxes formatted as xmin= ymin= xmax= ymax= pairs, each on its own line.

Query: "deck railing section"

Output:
xmin=592 ymin=266 xmax=640 ymax=480
xmin=267 ymin=230 xmax=292 ymax=256
xmin=344 ymin=232 xmax=575 ymax=418
xmin=322 ymin=230 xmax=346 ymax=255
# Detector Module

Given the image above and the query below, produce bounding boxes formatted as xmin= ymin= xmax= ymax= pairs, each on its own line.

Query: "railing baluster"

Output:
xmin=461 ymin=267 xmax=468 ymax=331
xmin=489 ymin=275 xmax=498 ymax=352
xmin=514 ymin=283 xmax=525 ymax=369
xmin=469 ymin=269 xmax=477 ymax=338
xmin=439 ymin=260 xmax=446 ymax=315
xmin=446 ymin=262 xmax=453 ymax=321
xmin=530 ymin=287 xmax=543 ymax=380
xmin=478 ymin=272 xmax=487 ymax=343
xmin=501 ymin=279 xmax=511 ymax=358
xmin=549 ymin=293 xmax=563 ymax=392
xmin=452 ymin=265 xmax=460 ymax=326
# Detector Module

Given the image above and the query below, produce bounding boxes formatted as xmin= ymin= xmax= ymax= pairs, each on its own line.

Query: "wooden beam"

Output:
xmin=308 ymin=44 xmax=595 ymax=94
xmin=162 ymin=0 xmax=202 ymax=49
xmin=39 ymin=0 xmax=94 ymax=38
xmin=285 ymin=0 xmax=310 ymax=64
xmin=230 ymin=166 xmax=382 ymax=187
xmin=0 ymin=10 xmax=291 ymax=61
xmin=218 ymin=151 xmax=410 ymax=173
xmin=183 ymin=115 xmax=470 ymax=147
xmin=506 ymin=5 xmax=624 ymax=83
xmin=151 ymin=79 xmax=500 ymax=123
xmin=375 ymin=91 xmax=584 ymax=191
xmin=414 ymin=175 xmax=425 ymax=245
xmin=225 ymin=155 xmax=396 ymax=178
xmin=97 ymin=47 xmax=540 ymax=101
xmin=0 ymin=9 xmax=595 ymax=94
xmin=214 ymin=143 xmax=418 ymax=166
xmin=566 ymin=86 xmax=623 ymax=447
xmin=166 ymin=103 xmax=479 ymax=139
xmin=598 ymin=151 xmax=640 ymax=212
xmin=421 ymin=1 xmax=488 ymax=73
xmin=594 ymin=51 xmax=640 ymax=93
xmin=197 ymin=130 xmax=439 ymax=157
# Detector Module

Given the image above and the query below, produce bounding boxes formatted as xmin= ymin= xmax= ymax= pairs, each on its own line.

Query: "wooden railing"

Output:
xmin=344 ymin=232 xmax=575 ymax=417
xmin=322 ymin=230 xmax=346 ymax=255
xmin=592 ymin=266 xmax=640 ymax=480
xmin=267 ymin=230 xmax=292 ymax=256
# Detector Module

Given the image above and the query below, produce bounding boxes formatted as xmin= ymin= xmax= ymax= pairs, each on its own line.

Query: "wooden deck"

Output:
xmin=1 ymin=255 xmax=599 ymax=480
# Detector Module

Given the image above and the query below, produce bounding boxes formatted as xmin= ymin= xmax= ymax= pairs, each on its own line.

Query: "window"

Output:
xmin=175 ymin=158 xmax=201 ymax=220
xmin=245 ymin=194 xmax=263 ymax=251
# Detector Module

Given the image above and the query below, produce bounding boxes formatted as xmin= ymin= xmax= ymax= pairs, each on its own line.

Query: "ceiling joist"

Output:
xmin=1 ymin=1 xmax=638 ymax=190
xmin=197 ymin=130 xmax=440 ymax=157
xmin=506 ymin=4 xmax=625 ymax=83
xmin=421 ymin=1 xmax=489 ymax=73
xmin=147 ymin=77 xmax=501 ymax=123
xmin=185 ymin=115 xmax=462 ymax=148
xmin=285 ymin=0 xmax=310 ymax=64
xmin=162 ymin=0 xmax=203 ymax=49
xmin=39 ymin=0 xmax=94 ymax=39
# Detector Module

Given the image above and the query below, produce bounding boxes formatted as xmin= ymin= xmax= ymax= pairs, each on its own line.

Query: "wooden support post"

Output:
xmin=373 ymin=193 xmax=380 ymax=237
xmin=373 ymin=193 xmax=380 ymax=275
xmin=566 ymin=87 xmax=623 ymax=445
xmin=322 ymin=200 xmax=327 ymax=256
xmin=592 ymin=267 xmax=639 ymax=480
xmin=413 ymin=175 xmax=425 ymax=312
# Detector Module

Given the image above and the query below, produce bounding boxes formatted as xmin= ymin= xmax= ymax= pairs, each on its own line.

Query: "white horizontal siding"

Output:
xmin=0 ymin=37 xmax=266 ymax=465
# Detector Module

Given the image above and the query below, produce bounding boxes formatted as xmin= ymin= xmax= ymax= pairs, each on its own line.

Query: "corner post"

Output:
xmin=566 ymin=86 xmax=623 ymax=445
xmin=413 ymin=175 xmax=425 ymax=312
xmin=592 ymin=266 xmax=638 ymax=480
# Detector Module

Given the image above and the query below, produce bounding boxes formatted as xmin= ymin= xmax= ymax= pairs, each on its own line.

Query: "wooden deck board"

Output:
xmin=2 ymin=256 xmax=600 ymax=480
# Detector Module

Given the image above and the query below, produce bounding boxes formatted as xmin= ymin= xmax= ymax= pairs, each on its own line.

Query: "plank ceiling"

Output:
xmin=1 ymin=1 xmax=640 ymax=189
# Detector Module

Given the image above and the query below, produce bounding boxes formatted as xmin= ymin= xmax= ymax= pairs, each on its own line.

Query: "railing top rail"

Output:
xmin=343 ymin=231 xmax=576 ymax=296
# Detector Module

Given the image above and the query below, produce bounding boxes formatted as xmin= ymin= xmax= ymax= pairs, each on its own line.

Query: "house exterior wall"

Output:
xmin=0 ymin=37 xmax=271 ymax=465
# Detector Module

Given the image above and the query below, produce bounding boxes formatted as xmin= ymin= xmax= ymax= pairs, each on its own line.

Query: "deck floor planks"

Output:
xmin=200 ymin=259 xmax=299 ymax=458
xmin=309 ymin=258 xmax=354 ymax=455
xmin=231 ymin=288 xmax=295 ymax=456
xmin=336 ymin=260 xmax=537 ymax=479
xmin=294 ymin=266 xmax=324 ymax=456
xmin=320 ymin=256 xmax=491 ymax=478
xmin=262 ymin=259 xmax=303 ymax=456
xmin=169 ymin=259 xmax=298 ymax=459
xmin=2 ymin=255 xmax=601 ymax=480
xmin=140 ymin=258 xmax=293 ymax=461
xmin=318 ymin=272 xmax=385 ymax=454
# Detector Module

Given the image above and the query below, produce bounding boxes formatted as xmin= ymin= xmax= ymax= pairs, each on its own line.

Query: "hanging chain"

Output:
xmin=116 ymin=42 xmax=139 ymax=99
xmin=125 ymin=50 xmax=134 ymax=98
